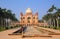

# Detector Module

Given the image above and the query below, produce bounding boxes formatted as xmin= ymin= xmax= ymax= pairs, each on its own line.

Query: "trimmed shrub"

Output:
xmin=5 ymin=26 xmax=11 ymax=29
xmin=10 ymin=26 xmax=13 ymax=29
xmin=53 ymin=26 xmax=57 ymax=29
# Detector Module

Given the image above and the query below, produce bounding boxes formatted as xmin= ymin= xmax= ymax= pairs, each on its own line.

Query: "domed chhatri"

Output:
xmin=26 ymin=8 xmax=32 ymax=13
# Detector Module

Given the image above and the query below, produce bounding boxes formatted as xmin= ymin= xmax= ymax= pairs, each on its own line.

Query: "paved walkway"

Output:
xmin=24 ymin=26 xmax=42 ymax=36
xmin=0 ymin=28 xmax=22 ymax=39
xmin=23 ymin=26 xmax=49 ymax=36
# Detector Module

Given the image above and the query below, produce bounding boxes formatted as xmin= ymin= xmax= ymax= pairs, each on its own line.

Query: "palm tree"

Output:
xmin=2 ymin=8 xmax=8 ymax=27
xmin=42 ymin=5 xmax=60 ymax=29
xmin=42 ymin=13 xmax=53 ymax=27
xmin=54 ymin=9 xmax=60 ymax=28
xmin=0 ymin=7 xmax=18 ymax=27
xmin=0 ymin=8 xmax=5 ymax=27
xmin=0 ymin=7 xmax=3 ymax=27
xmin=47 ymin=5 xmax=57 ymax=27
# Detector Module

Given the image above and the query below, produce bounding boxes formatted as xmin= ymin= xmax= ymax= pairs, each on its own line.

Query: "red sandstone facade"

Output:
xmin=20 ymin=8 xmax=38 ymax=26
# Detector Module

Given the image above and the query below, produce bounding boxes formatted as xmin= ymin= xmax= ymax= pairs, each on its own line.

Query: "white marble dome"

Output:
xmin=26 ymin=8 xmax=32 ymax=13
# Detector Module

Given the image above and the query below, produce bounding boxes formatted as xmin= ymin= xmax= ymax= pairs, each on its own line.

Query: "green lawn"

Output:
xmin=0 ymin=25 xmax=20 ymax=32
xmin=0 ymin=27 xmax=5 ymax=31
xmin=40 ymin=26 xmax=60 ymax=30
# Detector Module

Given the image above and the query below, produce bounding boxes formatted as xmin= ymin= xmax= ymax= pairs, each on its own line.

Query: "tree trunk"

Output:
xmin=6 ymin=18 xmax=8 ymax=27
xmin=56 ymin=18 xmax=59 ymax=28
xmin=53 ymin=19 xmax=55 ymax=27
xmin=43 ymin=20 xmax=45 ymax=27
xmin=4 ymin=19 xmax=6 ymax=27
xmin=1 ymin=17 xmax=3 ymax=27
xmin=51 ymin=19 xmax=53 ymax=26
xmin=49 ymin=19 xmax=51 ymax=28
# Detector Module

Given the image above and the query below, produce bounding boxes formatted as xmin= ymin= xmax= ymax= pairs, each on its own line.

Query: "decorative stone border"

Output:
xmin=22 ymin=35 xmax=52 ymax=38
xmin=8 ymin=33 xmax=22 ymax=35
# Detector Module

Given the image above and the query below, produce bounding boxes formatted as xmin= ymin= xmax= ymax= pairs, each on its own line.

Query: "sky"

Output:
xmin=0 ymin=0 xmax=60 ymax=20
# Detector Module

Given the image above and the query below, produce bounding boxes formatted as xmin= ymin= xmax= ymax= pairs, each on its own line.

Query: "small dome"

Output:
xmin=26 ymin=8 xmax=32 ymax=13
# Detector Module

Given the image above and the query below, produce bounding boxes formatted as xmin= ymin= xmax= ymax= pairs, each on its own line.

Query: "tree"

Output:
xmin=42 ymin=13 xmax=53 ymax=26
xmin=42 ymin=5 xmax=60 ymax=29
xmin=54 ymin=9 xmax=60 ymax=28
xmin=47 ymin=5 xmax=57 ymax=27
xmin=0 ymin=7 xmax=18 ymax=27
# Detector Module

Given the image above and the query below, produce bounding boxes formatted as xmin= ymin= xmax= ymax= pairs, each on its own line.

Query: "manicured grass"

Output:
xmin=40 ymin=26 xmax=60 ymax=30
xmin=56 ymin=27 xmax=60 ymax=30
xmin=0 ymin=25 xmax=21 ymax=32
xmin=0 ymin=27 xmax=5 ymax=31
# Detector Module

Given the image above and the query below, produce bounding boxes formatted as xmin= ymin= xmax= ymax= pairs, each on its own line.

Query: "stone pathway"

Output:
xmin=23 ymin=26 xmax=49 ymax=36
